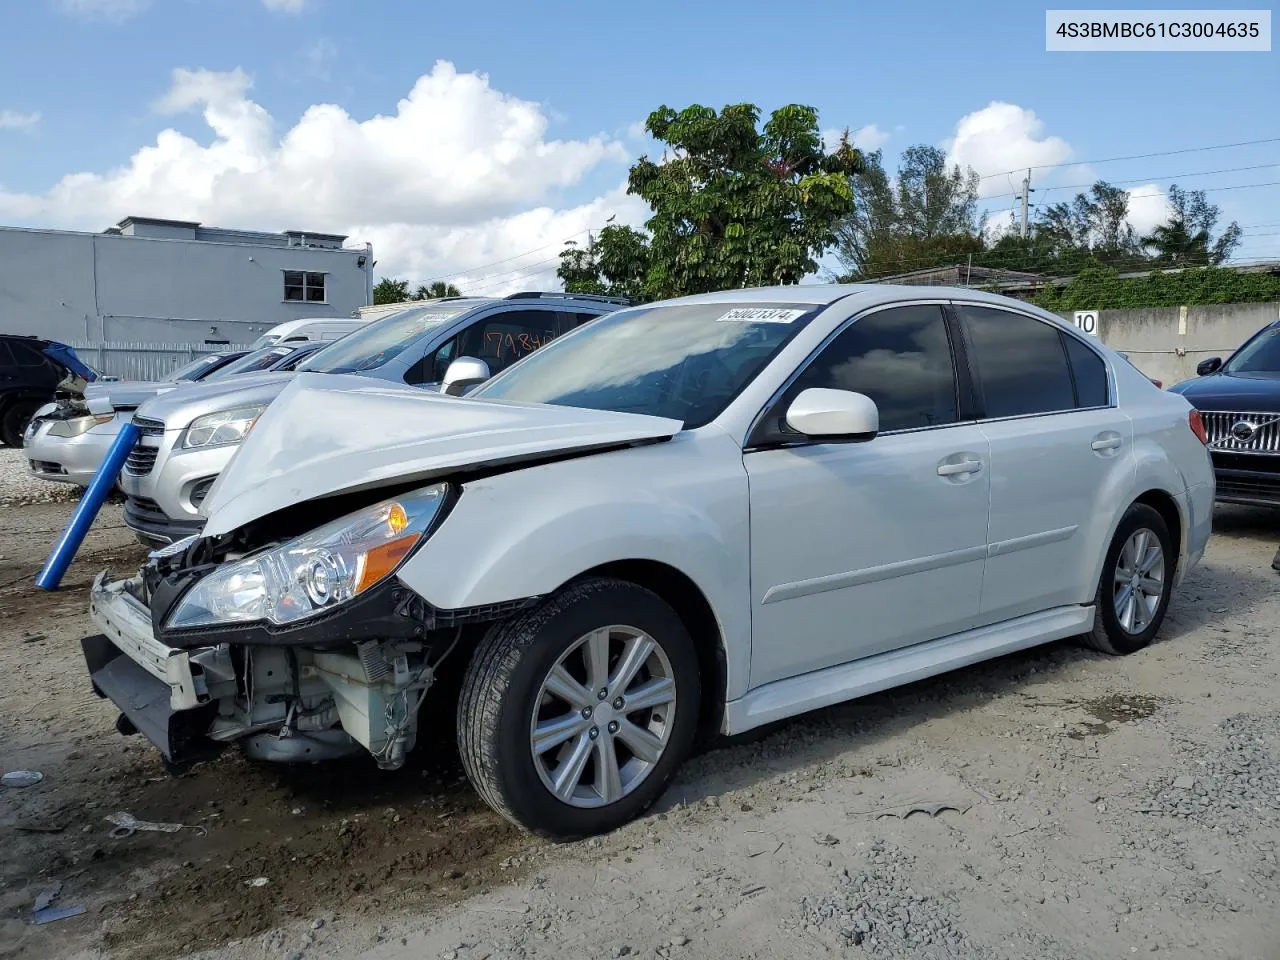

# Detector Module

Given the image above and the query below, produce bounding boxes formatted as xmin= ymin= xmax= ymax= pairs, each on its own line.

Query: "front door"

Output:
xmin=744 ymin=303 xmax=992 ymax=689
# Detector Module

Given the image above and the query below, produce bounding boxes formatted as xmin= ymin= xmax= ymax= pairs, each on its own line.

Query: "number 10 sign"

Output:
xmin=1073 ymin=310 xmax=1100 ymax=337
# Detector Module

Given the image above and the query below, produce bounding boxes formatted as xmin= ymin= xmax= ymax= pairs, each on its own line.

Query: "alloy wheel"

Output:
xmin=1112 ymin=527 xmax=1166 ymax=635
xmin=529 ymin=625 xmax=677 ymax=808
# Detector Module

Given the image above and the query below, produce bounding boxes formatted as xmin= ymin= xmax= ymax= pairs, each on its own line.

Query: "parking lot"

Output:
xmin=0 ymin=447 xmax=1276 ymax=960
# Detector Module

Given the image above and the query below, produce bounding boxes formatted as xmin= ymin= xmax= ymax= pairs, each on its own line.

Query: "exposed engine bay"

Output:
xmin=84 ymin=484 xmax=533 ymax=771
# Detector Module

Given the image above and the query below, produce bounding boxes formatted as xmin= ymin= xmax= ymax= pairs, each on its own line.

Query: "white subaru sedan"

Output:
xmin=82 ymin=285 xmax=1214 ymax=839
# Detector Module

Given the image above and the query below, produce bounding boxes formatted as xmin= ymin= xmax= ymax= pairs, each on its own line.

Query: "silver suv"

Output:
xmin=118 ymin=293 xmax=628 ymax=544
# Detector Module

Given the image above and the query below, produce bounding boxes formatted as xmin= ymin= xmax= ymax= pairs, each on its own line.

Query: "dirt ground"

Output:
xmin=1 ymin=497 xmax=1278 ymax=960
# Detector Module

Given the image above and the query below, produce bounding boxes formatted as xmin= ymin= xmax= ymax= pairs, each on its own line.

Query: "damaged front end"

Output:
xmin=83 ymin=482 xmax=516 ymax=771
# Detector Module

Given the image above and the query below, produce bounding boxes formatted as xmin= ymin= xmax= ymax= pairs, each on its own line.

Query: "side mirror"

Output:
xmin=1196 ymin=357 xmax=1223 ymax=376
xmin=785 ymin=388 xmax=879 ymax=441
xmin=440 ymin=357 xmax=490 ymax=396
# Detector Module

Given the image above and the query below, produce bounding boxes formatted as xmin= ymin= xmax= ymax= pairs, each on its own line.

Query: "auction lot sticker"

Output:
xmin=716 ymin=308 xmax=808 ymax=323
xmin=1046 ymin=10 xmax=1271 ymax=51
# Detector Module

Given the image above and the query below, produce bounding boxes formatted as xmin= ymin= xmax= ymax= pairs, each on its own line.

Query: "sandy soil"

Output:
xmin=1 ymin=498 xmax=1278 ymax=960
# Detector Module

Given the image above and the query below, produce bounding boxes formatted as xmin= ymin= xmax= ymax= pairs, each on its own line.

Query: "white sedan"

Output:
xmin=83 ymin=284 xmax=1214 ymax=839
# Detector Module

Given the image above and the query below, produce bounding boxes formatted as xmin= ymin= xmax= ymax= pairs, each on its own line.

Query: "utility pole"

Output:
xmin=1017 ymin=169 xmax=1034 ymax=239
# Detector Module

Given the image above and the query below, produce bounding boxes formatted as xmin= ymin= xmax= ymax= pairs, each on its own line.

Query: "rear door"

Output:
xmin=954 ymin=302 xmax=1133 ymax=625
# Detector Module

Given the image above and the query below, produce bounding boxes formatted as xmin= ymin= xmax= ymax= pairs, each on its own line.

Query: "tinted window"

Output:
xmin=960 ymin=305 xmax=1075 ymax=418
xmin=9 ymin=342 xmax=47 ymax=367
xmin=1063 ymin=336 xmax=1109 ymax=407
xmin=299 ymin=302 xmax=477 ymax=374
xmin=206 ymin=346 xmax=293 ymax=379
xmin=1224 ymin=324 xmax=1280 ymax=378
xmin=556 ymin=310 xmax=602 ymax=335
xmin=170 ymin=354 xmax=227 ymax=381
xmin=457 ymin=310 xmax=560 ymax=375
xmin=474 ymin=301 xmax=815 ymax=428
xmin=790 ymin=305 xmax=958 ymax=432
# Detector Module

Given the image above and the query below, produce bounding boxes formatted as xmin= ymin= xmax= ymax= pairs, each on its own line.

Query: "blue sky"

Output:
xmin=0 ymin=0 xmax=1276 ymax=290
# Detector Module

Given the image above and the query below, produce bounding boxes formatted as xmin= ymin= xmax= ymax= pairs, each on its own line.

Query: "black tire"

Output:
xmin=457 ymin=576 xmax=700 ymax=839
xmin=1084 ymin=503 xmax=1176 ymax=655
xmin=1 ymin=400 xmax=42 ymax=448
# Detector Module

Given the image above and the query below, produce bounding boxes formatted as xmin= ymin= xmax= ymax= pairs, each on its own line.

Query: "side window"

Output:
xmin=556 ymin=310 xmax=600 ymax=335
xmin=958 ymin=305 xmax=1075 ymax=419
xmin=790 ymin=304 xmax=958 ymax=433
xmin=1063 ymin=335 xmax=1109 ymax=407
xmin=10 ymin=342 xmax=46 ymax=367
xmin=457 ymin=310 xmax=559 ymax=375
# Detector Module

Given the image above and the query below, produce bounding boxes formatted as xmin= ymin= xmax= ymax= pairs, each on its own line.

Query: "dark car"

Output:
xmin=1168 ymin=318 xmax=1280 ymax=507
xmin=0 ymin=334 xmax=98 ymax=447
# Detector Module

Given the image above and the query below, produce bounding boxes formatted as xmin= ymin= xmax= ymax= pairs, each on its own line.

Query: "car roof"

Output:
xmin=649 ymin=283 xmax=1068 ymax=323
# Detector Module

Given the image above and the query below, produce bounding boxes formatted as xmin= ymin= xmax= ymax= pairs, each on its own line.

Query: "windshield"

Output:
xmin=170 ymin=354 xmax=228 ymax=381
xmin=251 ymin=333 xmax=282 ymax=349
xmin=472 ymin=301 xmax=819 ymax=428
xmin=275 ymin=343 xmax=324 ymax=370
xmin=1223 ymin=324 xmax=1280 ymax=378
xmin=205 ymin=346 xmax=294 ymax=379
xmin=297 ymin=302 xmax=478 ymax=374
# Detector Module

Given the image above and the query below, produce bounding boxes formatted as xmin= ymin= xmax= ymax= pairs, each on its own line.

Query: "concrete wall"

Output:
xmin=0 ymin=225 xmax=373 ymax=345
xmin=1059 ymin=302 xmax=1280 ymax=387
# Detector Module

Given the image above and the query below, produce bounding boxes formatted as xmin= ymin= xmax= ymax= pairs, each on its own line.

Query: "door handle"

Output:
xmin=937 ymin=458 xmax=983 ymax=477
xmin=1091 ymin=436 xmax=1123 ymax=452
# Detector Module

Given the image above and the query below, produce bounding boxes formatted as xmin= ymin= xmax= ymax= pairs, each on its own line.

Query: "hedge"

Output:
xmin=1025 ymin=266 xmax=1280 ymax=312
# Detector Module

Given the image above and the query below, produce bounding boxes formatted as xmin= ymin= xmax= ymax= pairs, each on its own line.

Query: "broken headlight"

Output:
xmin=166 ymin=483 xmax=449 ymax=629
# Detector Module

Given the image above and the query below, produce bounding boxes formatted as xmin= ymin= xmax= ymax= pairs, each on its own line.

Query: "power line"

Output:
xmin=412 ymin=228 xmax=594 ymax=287
xmin=976 ymin=136 xmax=1280 ymax=182
xmin=980 ymin=166 xmax=1279 ymax=202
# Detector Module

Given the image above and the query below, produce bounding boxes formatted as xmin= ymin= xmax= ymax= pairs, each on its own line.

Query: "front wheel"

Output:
xmin=1 ymin=400 xmax=42 ymax=448
xmin=1084 ymin=503 xmax=1176 ymax=655
xmin=457 ymin=577 xmax=700 ymax=839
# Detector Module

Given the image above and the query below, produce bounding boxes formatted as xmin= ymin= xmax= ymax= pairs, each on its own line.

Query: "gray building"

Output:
xmin=0 ymin=216 xmax=374 ymax=345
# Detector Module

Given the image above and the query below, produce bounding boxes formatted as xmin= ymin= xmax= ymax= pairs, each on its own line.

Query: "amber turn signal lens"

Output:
xmin=354 ymin=533 xmax=421 ymax=593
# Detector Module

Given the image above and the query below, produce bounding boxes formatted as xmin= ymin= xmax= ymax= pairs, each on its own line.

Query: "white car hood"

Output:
xmin=199 ymin=373 xmax=683 ymax=537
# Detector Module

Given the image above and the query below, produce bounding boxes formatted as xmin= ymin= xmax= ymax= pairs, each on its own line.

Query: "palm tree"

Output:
xmin=1142 ymin=219 xmax=1212 ymax=267
xmin=412 ymin=281 xmax=462 ymax=300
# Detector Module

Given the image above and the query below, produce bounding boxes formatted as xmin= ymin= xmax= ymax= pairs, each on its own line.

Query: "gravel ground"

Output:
xmin=0 ymin=448 xmax=81 ymax=507
xmin=1 ymin=498 xmax=1278 ymax=960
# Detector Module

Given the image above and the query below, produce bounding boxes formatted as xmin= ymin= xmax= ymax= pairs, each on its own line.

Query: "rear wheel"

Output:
xmin=1084 ymin=503 xmax=1175 ymax=655
xmin=457 ymin=577 xmax=700 ymax=839
xmin=1 ymin=400 xmax=42 ymax=448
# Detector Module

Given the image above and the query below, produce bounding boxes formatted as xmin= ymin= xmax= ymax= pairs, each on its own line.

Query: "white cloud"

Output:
xmin=0 ymin=61 xmax=637 ymax=295
xmin=263 ymin=0 xmax=308 ymax=10
xmin=0 ymin=110 xmax=40 ymax=130
xmin=1125 ymin=184 xmax=1173 ymax=236
xmin=944 ymin=102 xmax=1072 ymax=198
xmin=59 ymin=0 xmax=148 ymax=19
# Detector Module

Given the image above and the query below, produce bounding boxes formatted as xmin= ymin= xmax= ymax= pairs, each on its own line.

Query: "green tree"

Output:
xmin=1142 ymin=184 xmax=1241 ymax=267
xmin=372 ymin=278 xmax=410 ymax=304
xmin=413 ymin=281 xmax=463 ymax=300
xmin=620 ymin=104 xmax=863 ymax=297
xmin=835 ymin=146 xmax=984 ymax=280
xmin=557 ymin=222 xmax=653 ymax=301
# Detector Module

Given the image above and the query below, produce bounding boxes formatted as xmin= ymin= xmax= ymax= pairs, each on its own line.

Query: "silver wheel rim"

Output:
xmin=1113 ymin=528 xmax=1166 ymax=635
xmin=530 ymin=625 xmax=677 ymax=809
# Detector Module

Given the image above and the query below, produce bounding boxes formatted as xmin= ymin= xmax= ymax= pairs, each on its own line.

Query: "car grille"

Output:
xmin=124 ymin=416 xmax=166 ymax=476
xmin=1201 ymin=410 xmax=1280 ymax=455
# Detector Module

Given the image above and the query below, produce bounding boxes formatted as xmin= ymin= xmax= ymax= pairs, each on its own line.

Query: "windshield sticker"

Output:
xmin=715 ymin=307 xmax=807 ymax=324
xmin=412 ymin=313 xmax=459 ymax=323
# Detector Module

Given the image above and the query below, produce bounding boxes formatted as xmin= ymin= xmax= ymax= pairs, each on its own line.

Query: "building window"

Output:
xmin=284 ymin=271 xmax=326 ymax=303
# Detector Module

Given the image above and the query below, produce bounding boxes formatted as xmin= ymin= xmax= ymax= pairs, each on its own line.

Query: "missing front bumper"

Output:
xmin=81 ymin=633 xmax=221 ymax=767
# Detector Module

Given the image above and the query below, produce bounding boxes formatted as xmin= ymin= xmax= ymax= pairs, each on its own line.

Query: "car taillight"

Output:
xmin=1188 ymin=410 xmax=1208 ymax=445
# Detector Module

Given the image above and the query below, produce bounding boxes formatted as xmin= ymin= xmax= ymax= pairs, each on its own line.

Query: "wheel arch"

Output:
xmin=570 ymin=559 xmax=727 ymax=744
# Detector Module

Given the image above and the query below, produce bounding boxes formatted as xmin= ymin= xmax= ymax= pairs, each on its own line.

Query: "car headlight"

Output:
xmin=182 ymin=405 xmax=266 ymax=449
xmin=47 ymin=414 xmax=115 ymax=438
xmin=166 ymin=483 xmax=449 ymax=629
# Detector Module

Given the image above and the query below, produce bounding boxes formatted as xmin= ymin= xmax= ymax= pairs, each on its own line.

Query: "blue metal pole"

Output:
xmin=35 ymin=421 xmax=140 ymax=591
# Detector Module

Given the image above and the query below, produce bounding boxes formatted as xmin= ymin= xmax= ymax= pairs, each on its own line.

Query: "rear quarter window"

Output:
xmin=1063 ymin=336 xmax=1109 ymax=407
